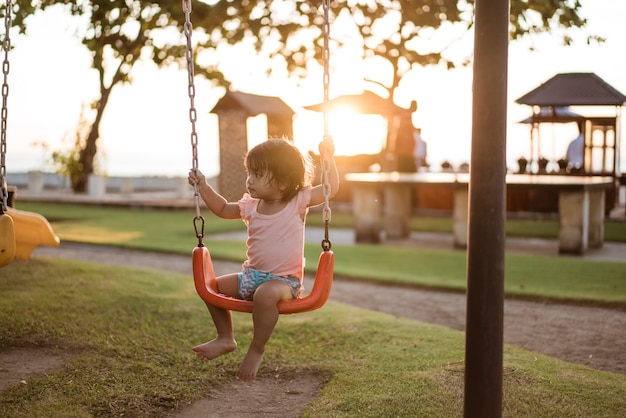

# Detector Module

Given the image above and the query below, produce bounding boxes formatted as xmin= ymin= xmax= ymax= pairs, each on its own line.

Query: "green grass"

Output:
xmin=14 ymin=201 xmax=626 ymax=308
xmin=2 ymin=258 xmax=625 ymax=417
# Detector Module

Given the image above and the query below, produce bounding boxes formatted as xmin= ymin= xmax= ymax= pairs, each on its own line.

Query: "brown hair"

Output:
xmin=244 ymin=138 xmax=314 ymax=202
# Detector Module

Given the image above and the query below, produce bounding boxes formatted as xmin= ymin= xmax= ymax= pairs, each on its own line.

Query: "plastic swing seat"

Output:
xmin=6 ymin=207 xmax=60 ymax=259
xmin=0 ymin=213 xmax=16 ymax=267
xmin=183 ymin=0 xmax=335 ymax=315
xmin=192 ymin=245 xmax=334 ymax=314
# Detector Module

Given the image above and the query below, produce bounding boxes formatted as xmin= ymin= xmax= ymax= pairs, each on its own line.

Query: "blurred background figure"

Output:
xmin=392 ymin=101 xmax=418 ymax=172
xmin=413 ymin=127 xmax=428 ymax=169
xmin=565 ymin=121 xmax=584 ymax=172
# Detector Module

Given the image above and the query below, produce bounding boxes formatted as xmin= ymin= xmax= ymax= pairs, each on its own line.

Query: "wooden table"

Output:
xmin=345 ymin=172 xmax=615 ymax=255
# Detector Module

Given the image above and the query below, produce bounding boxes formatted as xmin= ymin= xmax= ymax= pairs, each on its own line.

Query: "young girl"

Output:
xmin=187 ymin=138 xmax=339 ymax=382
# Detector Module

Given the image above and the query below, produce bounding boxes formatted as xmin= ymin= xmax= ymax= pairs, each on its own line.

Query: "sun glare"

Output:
xmin=329 ymin=109 xmax=387 ymax=156
xmin=293 ymin=108 xmax=387 ymax=157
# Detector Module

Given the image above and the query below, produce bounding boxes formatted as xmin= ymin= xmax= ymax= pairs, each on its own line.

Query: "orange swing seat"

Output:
xmin=192 ymin=245 xmax=334 ymax=314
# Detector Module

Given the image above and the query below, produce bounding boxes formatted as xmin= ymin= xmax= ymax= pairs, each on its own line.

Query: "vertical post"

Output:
xmin=587 ymin=189 xmax=605 ymax=249
xmin=464 ymin=0 xmax=509 ymax=417
xmin=558 ymin=190 xmax=589 ymax=254
xmin=384 ymin=184 xmax=411 ymax=239
xmin=352 ymin=184 xmax=382 ymax=243
xmin=452 ymin=187 xmax=469 ymax=248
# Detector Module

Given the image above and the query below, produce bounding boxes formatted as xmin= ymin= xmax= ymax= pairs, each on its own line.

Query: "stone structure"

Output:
xmin=211 ymin=91 xmax=295 ymax=201
xmin=516 ymin=72 xmax=626 ymax=212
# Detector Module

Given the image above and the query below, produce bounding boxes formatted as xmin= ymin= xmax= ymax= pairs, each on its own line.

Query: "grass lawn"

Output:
xmin=1 ymin=258 xmax=625 ymax=417
xmin=14 ymin=201 xmax=626 ymax=309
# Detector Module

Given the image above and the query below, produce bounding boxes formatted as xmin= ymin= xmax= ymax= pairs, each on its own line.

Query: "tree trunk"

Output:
xmin=74 ymin=86 xmax=113 ymax=193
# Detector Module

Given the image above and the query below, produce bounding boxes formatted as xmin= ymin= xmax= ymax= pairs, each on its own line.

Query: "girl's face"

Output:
xmin=246 ymin=170 xmax=284 ymax=201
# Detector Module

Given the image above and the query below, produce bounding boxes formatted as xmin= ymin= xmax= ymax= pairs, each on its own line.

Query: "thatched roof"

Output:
xmin=210 ymin=91 xmax=295 ymax=117
xmin=516 ymin=73 xmax=626 ymax=106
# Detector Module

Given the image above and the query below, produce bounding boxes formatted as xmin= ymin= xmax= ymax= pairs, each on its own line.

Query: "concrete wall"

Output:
xmin=6 ymin=172 xmax=216 ymax=193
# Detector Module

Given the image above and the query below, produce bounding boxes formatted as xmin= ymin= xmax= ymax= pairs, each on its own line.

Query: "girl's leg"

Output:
xmin=237 ymin=280 xmax=292 ymax=381
xmin=193 ymin=274 xmax=239 ymax=360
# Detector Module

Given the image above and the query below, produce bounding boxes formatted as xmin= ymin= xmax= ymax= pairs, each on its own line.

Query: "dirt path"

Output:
xmin=3 ymin=242 xmax=625 ymax=417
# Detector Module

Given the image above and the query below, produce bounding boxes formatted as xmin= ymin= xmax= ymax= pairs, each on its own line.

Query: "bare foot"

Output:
xmin=193 ymin=337 xmax=237 ymax=361
xmin=236 ymin=346 xmax=264 ymax=382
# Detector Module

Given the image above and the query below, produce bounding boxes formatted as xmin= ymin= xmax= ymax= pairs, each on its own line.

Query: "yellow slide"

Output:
xmin=5 ymin=207 xmax=60 ymax=259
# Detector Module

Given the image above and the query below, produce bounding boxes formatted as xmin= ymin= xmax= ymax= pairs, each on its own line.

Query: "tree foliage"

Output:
xmin=204 ymin=0 xmax=593 ymax=100
xmin=7 ymin=0 xmax=226 ymax=192
xmin=4 ymin=0 xmax=594 ymax=190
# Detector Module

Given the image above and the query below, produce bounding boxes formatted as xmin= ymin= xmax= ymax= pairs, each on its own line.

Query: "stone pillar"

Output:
xmin=28 ymin=171 xmax=44 ymax=196
xmin=352 ymin=184 xmax=382 ymax=243
xmin=558 ymin=191 xmax=589 ymax=254
xmin=217 ymin=110 xmax=248 ymax=201
xmin=120 ymin=177 xmax=133 ymax=194
xmin=177 ymin=177 xmax=192 ymax=199
xmin=88 ymin=175 xmax=106 ymax=199
xmin=384 ymin=184 xmax=411 ymax=239
xmin=587 ymin=189 xmax=605 ymax=249
xmin=453 ymin=187 xmax=469 ymax=248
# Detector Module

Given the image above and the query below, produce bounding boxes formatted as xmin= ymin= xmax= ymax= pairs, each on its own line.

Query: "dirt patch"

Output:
xmin=0 ymin=349 xmax=326 ymax=417
xmin=171 ymin=373 xmax=327 ymax=418
xmin=0 ymin=348 xmax=67 ymax=391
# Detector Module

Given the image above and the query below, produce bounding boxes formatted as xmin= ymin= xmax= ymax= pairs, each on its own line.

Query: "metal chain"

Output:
xmin=320 ymin=0 xmax=332 ymax=251
xmin=0 ymin=0 xmax=12 ymax=214
xmin=182 ymin=0 xmax=330 ymax=248
xmin=182 ymin=0 xmax=205 ymax=246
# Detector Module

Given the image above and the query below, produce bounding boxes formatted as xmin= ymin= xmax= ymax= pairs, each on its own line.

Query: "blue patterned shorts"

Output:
xmin=237 ymin=268 xmax=303 ymax=301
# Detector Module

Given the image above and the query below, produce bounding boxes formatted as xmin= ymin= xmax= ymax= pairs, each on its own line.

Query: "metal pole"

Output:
xmin=464 ymin=0 xmax=509 ymax=417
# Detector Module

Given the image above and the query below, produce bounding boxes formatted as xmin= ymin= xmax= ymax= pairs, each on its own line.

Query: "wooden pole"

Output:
xmin=464 ymin=0 xmax=509 ymax=417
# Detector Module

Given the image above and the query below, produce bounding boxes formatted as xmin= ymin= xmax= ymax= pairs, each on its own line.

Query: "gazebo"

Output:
xmin=210 ymin=90 xmax=295 ymax=201
xmin=516 ymin=72 xmax=625 ymax=177
xmin=515 ymin=72 xmax=626 ymax=211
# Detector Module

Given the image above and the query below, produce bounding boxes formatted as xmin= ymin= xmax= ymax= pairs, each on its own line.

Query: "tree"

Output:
xmin=8 ymin=0 xmax=227 ymax=192
xmin=205 ymin=0 xmax=595 ymax=103
xmin=6 ymin=1 xmax=595 ymax=189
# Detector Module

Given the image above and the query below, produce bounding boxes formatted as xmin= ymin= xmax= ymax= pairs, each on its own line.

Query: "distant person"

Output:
xmin=566 ymin=121 xmax=584 ymax=170
xmin=392 ymin=101 xmax=417 ymax=172
xmin=187 ymin=138 xmax=339 ymax=382
xmin=413 ymin=127 xmax=428 ymax=169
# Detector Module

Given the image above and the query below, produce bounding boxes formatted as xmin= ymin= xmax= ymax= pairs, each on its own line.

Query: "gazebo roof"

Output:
xmin=304 ymin=90 xmax=412 ymax=115
xmin=519 ymin=106 xmax=585 ymax=124
xmin=210 ymin=91 xmax=295 ymax=117
xmin=516 ymin=73 xmax=626 ymax=107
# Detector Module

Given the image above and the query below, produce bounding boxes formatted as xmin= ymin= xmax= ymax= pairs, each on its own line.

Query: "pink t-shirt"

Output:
xmin=238 ymin=186 xmax=312 ymax=279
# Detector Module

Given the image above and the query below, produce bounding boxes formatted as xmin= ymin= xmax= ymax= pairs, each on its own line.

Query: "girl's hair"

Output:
xmin=244 ymin=138 xmax=314 ymax=202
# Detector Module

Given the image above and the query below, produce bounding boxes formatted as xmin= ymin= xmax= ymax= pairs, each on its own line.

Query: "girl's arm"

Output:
xmin=188 ymin=170 xmax=241 ymax=219
xmin=309 ymin=141 xmax=340 ymax=207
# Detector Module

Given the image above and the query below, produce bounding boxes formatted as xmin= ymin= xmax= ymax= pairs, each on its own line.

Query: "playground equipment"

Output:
xmin=0 ymin=209 xmax=15 ymax=266
xmin=184 ymin=0 xmax=335 ymax=314
xmin=0 ymin=0 xmax=59 ymax=267
xmin=5 ymin=207 xmax=59 ymax=259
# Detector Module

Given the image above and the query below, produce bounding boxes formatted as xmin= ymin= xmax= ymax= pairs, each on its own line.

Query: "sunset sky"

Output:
xmin=5 ymin=1 xmax=626 ymax=178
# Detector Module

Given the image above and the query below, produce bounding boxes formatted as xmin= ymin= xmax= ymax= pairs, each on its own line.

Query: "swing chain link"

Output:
xmin=0 ymin=0 xmax=12 ymax=214
xmin=320 ymin=0 xmax=332 ymax=252
xmin=182 ymin=0 xmax=205 ymax=246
